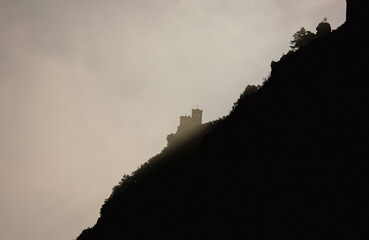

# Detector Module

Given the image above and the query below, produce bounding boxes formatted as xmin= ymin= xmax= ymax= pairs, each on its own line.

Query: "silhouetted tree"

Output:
xmin=290 ymin=27 xmax=315 ymax=51
xmin=232 ymin=85 xmax=260 ymax=111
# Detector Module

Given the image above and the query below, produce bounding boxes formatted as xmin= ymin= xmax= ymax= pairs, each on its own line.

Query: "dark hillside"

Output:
xmin=77 ymin=5 xmax=369 ymax=240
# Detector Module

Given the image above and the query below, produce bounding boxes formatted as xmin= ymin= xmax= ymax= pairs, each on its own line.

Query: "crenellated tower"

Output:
xmin=176 ymin=108 xmax=203 ymax=133
xmin=191 ymin=108 xmax=202 ymax=125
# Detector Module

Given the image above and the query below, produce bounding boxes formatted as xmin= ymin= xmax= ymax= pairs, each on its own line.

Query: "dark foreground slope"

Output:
xmin=77 ymin=20 xmax=369 ymax=240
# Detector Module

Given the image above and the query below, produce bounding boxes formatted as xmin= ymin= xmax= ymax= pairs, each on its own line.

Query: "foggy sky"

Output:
xmin=0 ymin=1 xmax=345 ymax=240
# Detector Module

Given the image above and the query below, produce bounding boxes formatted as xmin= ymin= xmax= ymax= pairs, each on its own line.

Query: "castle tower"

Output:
xmin=191 ymin=108 xmax=202 ymax=125
xmin=176 ymin=108 xmax=203 ymax=133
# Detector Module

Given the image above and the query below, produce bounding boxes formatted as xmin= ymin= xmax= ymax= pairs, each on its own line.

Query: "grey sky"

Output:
xmin=0 ymin=1 xmax=345 ymax=239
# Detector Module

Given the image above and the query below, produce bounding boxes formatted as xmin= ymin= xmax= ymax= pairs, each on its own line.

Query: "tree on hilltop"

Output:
xmin=290 ymin=27 xmax=315 ymax=51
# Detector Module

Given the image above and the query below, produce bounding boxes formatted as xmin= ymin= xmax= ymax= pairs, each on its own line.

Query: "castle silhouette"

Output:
xmin=176 ymin=108 xmax=203 ymax=133
xmin=167 ymin=108 xmax=203 ymax=145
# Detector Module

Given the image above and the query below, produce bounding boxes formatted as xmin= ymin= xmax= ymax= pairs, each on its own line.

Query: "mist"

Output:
xmin=0 ymin=1 xmax=345 ymax=239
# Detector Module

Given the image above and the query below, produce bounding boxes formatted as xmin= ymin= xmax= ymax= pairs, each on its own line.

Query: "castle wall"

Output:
xmin=176 ymin=109 xmax=203 ymax=133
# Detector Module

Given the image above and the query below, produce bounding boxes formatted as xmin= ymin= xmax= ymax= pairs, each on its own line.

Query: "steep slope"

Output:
xmin=77 ymin=14 xmax=369 ymax=240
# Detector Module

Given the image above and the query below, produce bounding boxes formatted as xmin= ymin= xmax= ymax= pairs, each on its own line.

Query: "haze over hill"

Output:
xmin=76 ymin=1 xmax=369 ymax=239
xmin=0 ymin=1 xmax=347 ymax=240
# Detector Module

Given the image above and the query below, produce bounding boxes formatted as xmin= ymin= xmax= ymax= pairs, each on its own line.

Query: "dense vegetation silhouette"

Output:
xmin=77 ymin=3 xmax=369 ymax=240
xmin=289 ymin=18 xmax=331 ymax=52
